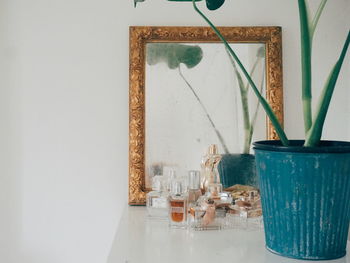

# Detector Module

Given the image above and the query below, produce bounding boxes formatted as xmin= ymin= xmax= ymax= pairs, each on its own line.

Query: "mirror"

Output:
xmin=129 ymin=26 xmax=283 ymax=205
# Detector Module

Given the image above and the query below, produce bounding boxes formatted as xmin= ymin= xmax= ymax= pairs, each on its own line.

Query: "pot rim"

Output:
xmin=253 ymin=140 xmax=350 ymax=153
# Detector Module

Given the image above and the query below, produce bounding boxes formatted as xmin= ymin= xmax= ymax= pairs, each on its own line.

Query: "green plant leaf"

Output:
xmin=305 ymin=30 xmax=350 ymax=147
xmin=206 ymin=0 xmax=225 ymax=10
xmin=298 ymin=0 xmax=313 ymax=134
xmin=146 ymin=43 xmax=203 ymax=69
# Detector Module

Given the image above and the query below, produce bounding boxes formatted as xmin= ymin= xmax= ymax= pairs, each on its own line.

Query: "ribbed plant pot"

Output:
xmin=253 ymin=140 xmax=350 ymax=260
xmin=218 ymin=154 xmax=257 ymax=189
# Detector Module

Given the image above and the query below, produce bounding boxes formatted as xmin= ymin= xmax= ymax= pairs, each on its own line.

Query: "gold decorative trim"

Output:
xmin=129 ymin=26 xmax=284 ymax=205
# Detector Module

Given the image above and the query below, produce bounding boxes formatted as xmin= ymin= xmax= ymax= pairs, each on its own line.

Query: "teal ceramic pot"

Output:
xmin=254 ymin=140 xmax=350 ymax=260
xmin=218 ymin=154 xmax=257 ymax=189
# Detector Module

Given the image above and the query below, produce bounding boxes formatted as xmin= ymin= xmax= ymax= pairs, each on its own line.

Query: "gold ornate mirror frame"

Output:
xmin=129 ymin=26 xmax=283 ymax=205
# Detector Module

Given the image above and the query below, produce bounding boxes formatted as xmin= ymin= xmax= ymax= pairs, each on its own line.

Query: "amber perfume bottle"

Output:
xmin=168 ymin=180 xmax=188 ymax=229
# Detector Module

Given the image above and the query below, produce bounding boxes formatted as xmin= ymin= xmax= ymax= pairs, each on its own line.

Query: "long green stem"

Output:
xmin=305 ymin=31 xmax=350 ymax=147
xmin=192 ymin=0 xmax=289 ymax=146
xmin=178 ymin=66 xmax=230 ymax=153
xmin=298 ymin=0 xmax=313 ymax=134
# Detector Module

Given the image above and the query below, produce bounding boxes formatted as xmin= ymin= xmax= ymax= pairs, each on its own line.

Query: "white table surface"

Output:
xmin=107 ymin=206 xmax=350 ymax=263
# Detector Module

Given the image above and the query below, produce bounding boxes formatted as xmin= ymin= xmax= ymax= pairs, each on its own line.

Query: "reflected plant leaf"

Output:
xmin=133 ymin=0 xmax=145 ymax=7
xmin=147 ymin=43 xmax=203 ymax=69
xmin=256 ymin=46 xmax=265 ymax=58
xmin=226 ymin=45 xmax=265 ymax=153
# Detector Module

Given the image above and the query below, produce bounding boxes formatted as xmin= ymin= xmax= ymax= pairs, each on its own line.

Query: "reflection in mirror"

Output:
xmin=145 ymin=42 xmax=266 ymax=188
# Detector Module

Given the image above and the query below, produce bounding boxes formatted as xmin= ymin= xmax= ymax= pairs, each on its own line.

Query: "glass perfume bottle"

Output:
xmin=168 ymin=180 xmax=188 ymax=229
xmin=188 ymin=170 xmax=202 ymax=205
xmin=146 ymin=176 xmax=168 ymax=219
xmin=201 ymin=144 xmax=222 ymax=193
xmin=188 ymin=198 xmax=226 ymax=231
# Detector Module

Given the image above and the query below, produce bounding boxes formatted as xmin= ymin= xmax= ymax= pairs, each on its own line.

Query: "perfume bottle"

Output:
xmin=201 ymin=144 xmax=222 ymax=193
xmin=188 ymin=170 xmax=202 ymax=205
xmin=146 ymin=176 xmax=168 ymax=219
xmin=189 ymin=198 xmax=225 ymax=231
xmin=168 ymin=180 xmax=188 ymax=229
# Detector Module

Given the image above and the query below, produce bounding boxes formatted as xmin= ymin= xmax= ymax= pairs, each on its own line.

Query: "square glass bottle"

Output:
xmin=146 ymin=175 xmax=168 ymax=219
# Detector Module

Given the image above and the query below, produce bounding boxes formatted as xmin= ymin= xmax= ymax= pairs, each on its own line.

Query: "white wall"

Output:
xmin=0 ymin=0 xmax=349 ymax=262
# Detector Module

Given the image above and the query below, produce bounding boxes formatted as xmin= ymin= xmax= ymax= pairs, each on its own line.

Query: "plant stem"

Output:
xmin=192 ymin=0 xmax=289 ymax=146
xmin=298 ymin=0 xmax=313 ymax=134
xmin=178 ymin=66 xmax=230 ymax=154
xmin=305 ymin=31 xmax=350 ymax=147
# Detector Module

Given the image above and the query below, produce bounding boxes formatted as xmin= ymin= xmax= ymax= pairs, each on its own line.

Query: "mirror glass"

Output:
xmin=145 ymin=42 xmax=266 ymax=188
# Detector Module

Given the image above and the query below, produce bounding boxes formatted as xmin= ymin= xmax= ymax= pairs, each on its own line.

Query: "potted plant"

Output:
xmin=136 ymin=0 xmax=350 ymax=260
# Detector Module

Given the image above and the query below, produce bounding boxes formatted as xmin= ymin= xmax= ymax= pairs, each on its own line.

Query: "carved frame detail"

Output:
xmin=129 ymin=26 xmax=284 ymax=205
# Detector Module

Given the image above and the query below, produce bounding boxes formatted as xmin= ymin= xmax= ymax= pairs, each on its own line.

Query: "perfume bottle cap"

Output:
xmin=170 ymin=180 xmax=184 ymax=195
xmin=188 ymin=170 xmax=201 ymax=190
xmin=208 ymin=144 xmax=218 ymax=155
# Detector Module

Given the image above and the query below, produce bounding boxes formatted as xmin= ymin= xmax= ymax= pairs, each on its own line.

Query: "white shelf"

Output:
xmin=107 ymin=206 xmax=350 ymax=263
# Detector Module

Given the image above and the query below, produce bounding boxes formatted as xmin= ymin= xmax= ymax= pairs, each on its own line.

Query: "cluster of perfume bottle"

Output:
xmin=146 ymin=145 xmax=263 ymax=230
